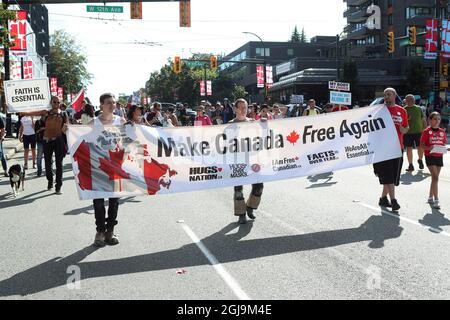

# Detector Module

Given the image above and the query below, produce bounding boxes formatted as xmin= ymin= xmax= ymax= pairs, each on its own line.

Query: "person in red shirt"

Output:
xmin=373 ymin=87 xmax=409 ymax=212
xmin=255 ymin=104 xmax=273 ymax=121
xmin=194 ymin=106 xmax=212 ymax=126
xmin=420 ymin=112 xmax=449 ymax=209
xmin=331 ymin=104 xmax=349 ymax=112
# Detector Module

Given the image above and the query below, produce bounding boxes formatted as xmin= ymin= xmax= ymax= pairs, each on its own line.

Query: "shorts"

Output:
xmin=23 ymin=134 xmax=36 ymax=149
xmin=403 ymin=133 xmax=421 ymax=148
xmin=425 ymin=155 xmax=443 ymax=167
xmin=373 ymin=156 xmax=403 ymax=186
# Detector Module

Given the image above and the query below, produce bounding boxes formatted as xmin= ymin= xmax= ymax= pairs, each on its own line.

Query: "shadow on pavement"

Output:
xmin=0 ymin=190 xmax=53 ymax=210
xmin=400 ymin=171 xmax=429 ymax=185
xmin=63 ymin=197 xmax=141 ymax=216
xmin=419 ymin=209 xmax=450 ymax=233
xmin=0 ymin=213 xmax=402 ymax=297
xmin=306 ymin=172 xmax=337 ymax=188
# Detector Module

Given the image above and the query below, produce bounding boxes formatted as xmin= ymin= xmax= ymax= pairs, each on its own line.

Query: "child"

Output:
xmin=420 ymin=112 xmax=450 ymax=209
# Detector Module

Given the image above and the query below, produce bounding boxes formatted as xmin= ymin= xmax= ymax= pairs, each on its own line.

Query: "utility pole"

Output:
xmin=2 ymin=0 xmax=12 ymax=137
xmin=434 ymin=0 xmax=441 ymax=110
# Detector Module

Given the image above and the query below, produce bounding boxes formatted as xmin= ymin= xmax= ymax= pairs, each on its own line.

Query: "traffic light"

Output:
xmin=409 ymin=26 xmax=416 ymax=45
xmin=443 ymin=63 xmax=449 ymax=77
xmin=387 ymin=31 xmax=395 ymax=53
xmin=210 ymin=55 xmax=218 ymax=70
xmin=173 ymin=56 xmax=181 ymax=74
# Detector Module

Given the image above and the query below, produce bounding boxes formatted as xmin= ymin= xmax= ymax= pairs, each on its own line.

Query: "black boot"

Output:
xmin=237 ymin=215 xmax=247 ymax=224
xmin=378 ymin=196 xmax=391 ymax=207
xmin=391 ymin=199 xmax=401 ymax=211
xmin=246 ymin=206 xmax=256 ymax=220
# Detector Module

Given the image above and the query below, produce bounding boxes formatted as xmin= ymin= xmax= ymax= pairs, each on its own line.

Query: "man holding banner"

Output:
xmin=373 ymin=88 xmax=409 ymax=212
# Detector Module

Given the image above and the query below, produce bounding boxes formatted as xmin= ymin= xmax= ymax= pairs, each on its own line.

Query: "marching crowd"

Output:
xmin=1 ymin=88 xmax=450 ymax=247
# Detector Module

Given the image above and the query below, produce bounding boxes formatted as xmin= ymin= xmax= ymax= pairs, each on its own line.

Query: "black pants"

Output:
xmin=93 ymin=198 xmax=119 ymax=232
xmin=43 ymin=138 xmax=65 ymax=189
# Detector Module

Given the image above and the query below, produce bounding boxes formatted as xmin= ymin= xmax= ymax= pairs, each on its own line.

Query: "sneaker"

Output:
xmin=391 ymin=199 xmax=401 ymax=211
xmin=433 ymin=200 xmax=441 ymax=210
xmin=406 ymin=164 xmax=414 ymax=172
xmin=378 ymin=196 xmax=392 ymax=207
xmin=55 ymin=188 xmax=62 ymax=195
xmin=237 ymin=215 xmax=247 ymax=224
xmin=93 ymin=232 xmax=105 ymax=247
xmin=47 ymin=181 xmax=53 ymax=190
xmin=428 ymin=197 xmax=434 ymax=205
xmin=418 ymin=159 xmax=425 ymax=170
xmin=104 ymin=231 xmax=119 ymax=245
xmin=246 ymin=206 xmax=256 ymax=220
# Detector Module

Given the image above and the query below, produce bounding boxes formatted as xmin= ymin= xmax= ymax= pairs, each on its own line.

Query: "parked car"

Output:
xmin=369 ymin=94 xmax=403 ymax=107
xmin=0 ymin=112 xmax=19 ymax=135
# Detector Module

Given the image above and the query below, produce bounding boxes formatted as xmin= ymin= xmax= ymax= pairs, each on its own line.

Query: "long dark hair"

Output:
xmin=84 ymin=104 xmax=95 ymax=118
xmin=127 ymin=104 xmax=140 ymax=121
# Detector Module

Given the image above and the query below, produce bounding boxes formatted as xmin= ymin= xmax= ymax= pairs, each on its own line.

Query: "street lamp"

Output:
xmin=335 ymin=31 xmax=346 ymax=81
xmin=243 ymin=31 xmax=267 ymax=102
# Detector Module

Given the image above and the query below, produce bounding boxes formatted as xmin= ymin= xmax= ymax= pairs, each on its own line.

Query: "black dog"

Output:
xmin=8 ymin=164 xmax=25 ymax=197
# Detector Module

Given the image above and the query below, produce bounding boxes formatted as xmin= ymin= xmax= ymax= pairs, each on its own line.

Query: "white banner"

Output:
xmin=68 ymin=105 xmax=401 ymax=200
xmin=4 ymin=77 xmax=51 ymax=113
xmin=329 ymin=81 xmax=350 ymax=91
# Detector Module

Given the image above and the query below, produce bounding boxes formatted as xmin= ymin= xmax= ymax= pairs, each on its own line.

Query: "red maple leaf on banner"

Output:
xmin=99 ymin=147 xmax=131 ymax=181
xmin=287 ymin=131 xmax=300 ymax=145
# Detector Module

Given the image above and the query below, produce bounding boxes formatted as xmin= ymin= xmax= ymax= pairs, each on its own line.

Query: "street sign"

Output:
xmin=330 ymin=91 xmax=352 ymax=105
xmin=329 ymin=81 xmax=350 ymax=91
xmin=87 ymin=5 xmax=123 ymax=13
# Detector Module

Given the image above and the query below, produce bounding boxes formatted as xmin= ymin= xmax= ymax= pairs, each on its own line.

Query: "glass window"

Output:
xmin=256 ymin=48 xmax=270 ymax=57
xmin=388 ymin=14 xmax=393 ymax=26
xmin=406 ymin=7 xmax=432 ymax=19
xmin=287 ymin=48 xmax=294 ymax=56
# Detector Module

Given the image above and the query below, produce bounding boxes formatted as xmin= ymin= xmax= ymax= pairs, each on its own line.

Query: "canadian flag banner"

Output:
xmin=58 ymin=87 xmax=64 ymax=101
xmin=206 ymin=80 xmax=212 ymax=96
xmin=68 ymin=105 xmax=401 ymax=200
xmin=425 ymin=19 xmax=438 ymax=60
xmin=71 ymin=89 xmax=85 ymax=112
xmin=9 ymin=10 xmax=27 ymax=51
xmin=200 ymin=80 xmax=206 ymax=96
xmin=23 ymin=60 xmax=33 ymax=79
xmin=50 ymin=78 xmax=58 ymax=95
xmin=256 ymin=65 xmax=265 ymax=88
xmin=10 ymin=59 xmax=32 ymax=79
xmin=266 ymin=65 xmax=273 ymax=88
xmin=442 ymin=20 xmax=450 ymax=58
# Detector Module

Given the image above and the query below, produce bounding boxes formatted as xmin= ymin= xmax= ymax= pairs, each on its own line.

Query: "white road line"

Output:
xmin=180 ymin=223 xmax=251 ymax=300
xmin=357 ymin=202 xmax=450 ymax=238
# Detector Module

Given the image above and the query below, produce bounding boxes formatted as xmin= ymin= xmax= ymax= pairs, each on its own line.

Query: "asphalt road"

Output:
xmin=1 ymin=150 xmax=450 ymax=300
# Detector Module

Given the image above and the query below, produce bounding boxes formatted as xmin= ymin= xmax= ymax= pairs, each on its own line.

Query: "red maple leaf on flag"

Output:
xmin=287 ymin=131 xmax=300 ymax=145
xmin=99 ymin=147 xmax=130 ymax=181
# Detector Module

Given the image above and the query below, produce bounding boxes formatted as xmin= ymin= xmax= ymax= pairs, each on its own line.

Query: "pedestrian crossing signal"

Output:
xmin=210 ymin=56 xmax=217 ymax=70
xmin=387 ymin=31 xmax=395 ymax=53
xmin=173 ymin=56 xmax=181 ymax=74
xmin=409 ymin=26 xmax=416 ymax=45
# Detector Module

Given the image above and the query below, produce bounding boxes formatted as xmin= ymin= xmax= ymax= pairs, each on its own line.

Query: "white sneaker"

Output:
xmin=433 ymin=200 xmax=441 ymax=210
xmin=428 ymin=198 xmax=434 ymax=205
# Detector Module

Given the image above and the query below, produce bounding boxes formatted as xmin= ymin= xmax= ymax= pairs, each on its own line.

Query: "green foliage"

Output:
xmin=231 ymin=85 xmax=248 ymax=100
xmin=0 ymin=8 xmax=18 ymax=49
xmin=145 ymin=53 xmax=240 ymax=106
xmin=406 ymin=60 xmax=429 ymax=97
xmin=290 ymin=26 xmax=301 ymax=43
xmin=49 ymin=30 xmax=92 ymax=95
xmin=300 ymin=27 xmax=308 ymax=43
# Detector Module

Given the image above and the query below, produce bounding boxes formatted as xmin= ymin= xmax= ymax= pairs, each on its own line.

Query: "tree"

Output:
xmin=0 ymin=8 xmax=22 ymax=70
xmin=290 ymin=26 xmax=301 ymax=43
xmin=49 ymin=30 xmax=92 ymax=96
xmin=406 ymin=60 xmax=429 ymax=97
xmin=231 ymin=85 xmax=248 ymax=100
xmin=300 ymin=27 xmax=307 ymax=43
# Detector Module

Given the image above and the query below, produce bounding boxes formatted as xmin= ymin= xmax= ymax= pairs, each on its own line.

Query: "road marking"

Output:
xmin=357 ymin=202 xmax=450 ymax=238
xmin=180 ymin=223 xmax=251 ymax=300
xmin=258 ymin=209 xmax=416 ymax=299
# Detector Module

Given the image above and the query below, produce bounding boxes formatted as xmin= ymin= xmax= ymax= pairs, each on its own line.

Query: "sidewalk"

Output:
xmin=2 ymin=137 xmax=23 ymax=160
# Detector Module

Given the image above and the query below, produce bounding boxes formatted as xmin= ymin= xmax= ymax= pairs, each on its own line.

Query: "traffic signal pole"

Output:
xmin=434 ymin=0 xmax=441 ymax=110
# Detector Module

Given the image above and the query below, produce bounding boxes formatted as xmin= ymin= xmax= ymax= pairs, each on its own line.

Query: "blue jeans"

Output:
xmin=36 ymin=142 xmax=44 ymax=175
xmin=0 ymin=140 xmax=7 ymax=173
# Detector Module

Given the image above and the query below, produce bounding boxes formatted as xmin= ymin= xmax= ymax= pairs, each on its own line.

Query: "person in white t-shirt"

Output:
xmin=19 ymin=115 xmax=36 ymax=170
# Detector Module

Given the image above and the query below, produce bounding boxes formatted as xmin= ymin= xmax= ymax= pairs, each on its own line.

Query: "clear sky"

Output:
xmin=46 ymin=0 xmax=347 ymax=104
